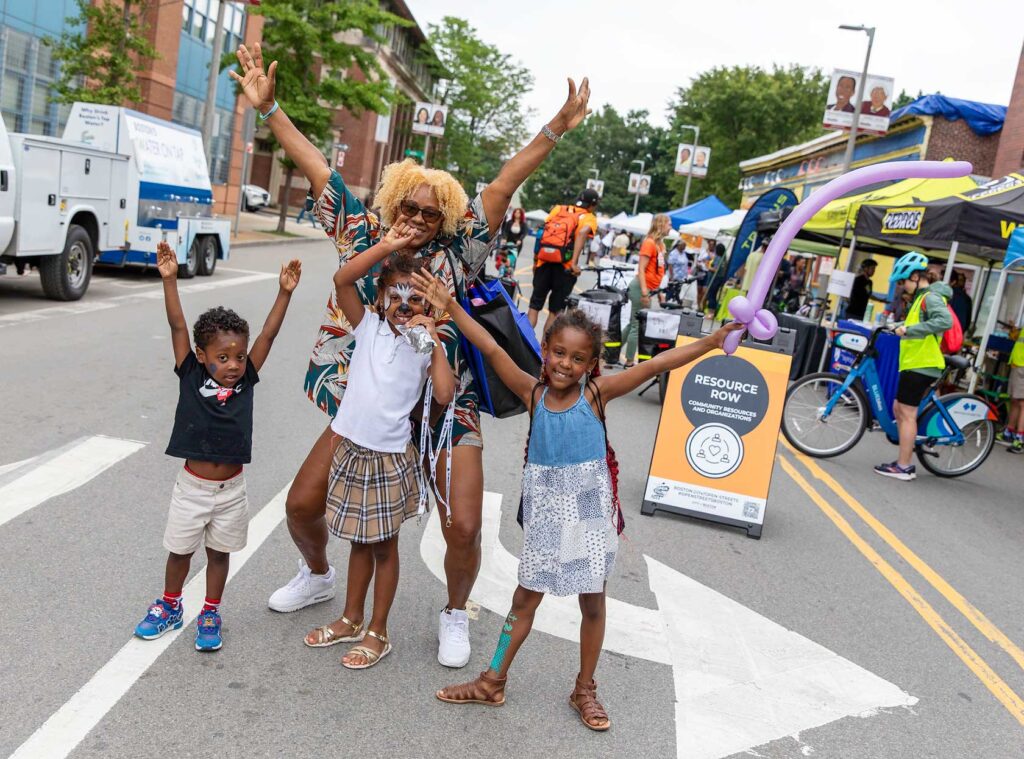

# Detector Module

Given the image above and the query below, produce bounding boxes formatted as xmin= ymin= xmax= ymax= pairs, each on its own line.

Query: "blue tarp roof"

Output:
xmin=891 ymin=94 xmax=1006 ymax=136
xmin=666 ymin=195 xmax=732 ymax=227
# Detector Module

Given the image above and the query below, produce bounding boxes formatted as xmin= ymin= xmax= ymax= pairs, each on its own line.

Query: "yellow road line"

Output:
xmin=777 ymin=455 xmax=1024 ymax=726
xmin=781 ymin=438 xmax=1024 ymax=675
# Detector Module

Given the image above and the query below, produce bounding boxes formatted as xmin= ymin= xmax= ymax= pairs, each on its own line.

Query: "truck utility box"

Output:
xmin=0 ymin=103 xmax=231 ymax=300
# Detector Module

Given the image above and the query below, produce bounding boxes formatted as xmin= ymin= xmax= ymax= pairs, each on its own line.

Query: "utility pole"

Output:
xmin=201 ymin=0 xmax=228 ymax=174
xmin=839 ymin=25 xmax=876 ymax=174
xmin=678 ymin=124 xmax=700 ymax=208
xmin=630 ymin=159 xmax=645 ymax=216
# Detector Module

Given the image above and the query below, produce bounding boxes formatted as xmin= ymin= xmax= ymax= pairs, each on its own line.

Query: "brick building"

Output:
xmin=993 ymin=40 xmax=1024 ymax=177
xmin=250 ymin=0 xmax=437 ymax=209
xmin=738 ymin=96 xmax=1007 ymax=208
xmin=0 ymin=0 xmax=261 ymax=216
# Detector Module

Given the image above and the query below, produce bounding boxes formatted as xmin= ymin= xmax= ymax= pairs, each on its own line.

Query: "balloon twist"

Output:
xmin=721 ymin=160 xmax=973 ymax=355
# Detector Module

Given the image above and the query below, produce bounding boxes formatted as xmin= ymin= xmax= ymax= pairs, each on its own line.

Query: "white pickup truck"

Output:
xmin=0 ymin=102 xmax=230 ymax=300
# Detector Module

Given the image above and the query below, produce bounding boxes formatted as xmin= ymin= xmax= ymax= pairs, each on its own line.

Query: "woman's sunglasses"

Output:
xmin=400 ymin=200 xmax=443 ymax=224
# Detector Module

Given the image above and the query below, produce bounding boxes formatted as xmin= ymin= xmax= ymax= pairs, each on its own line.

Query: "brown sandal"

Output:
xmin=569 ymin=676 xmax=610 ymax=731
xmin=436 ymin=670 xmax=507 ymax=707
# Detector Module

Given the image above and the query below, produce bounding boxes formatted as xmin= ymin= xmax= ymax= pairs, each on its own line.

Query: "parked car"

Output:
xmin=242 ymin=184 xmax=270 ymax=212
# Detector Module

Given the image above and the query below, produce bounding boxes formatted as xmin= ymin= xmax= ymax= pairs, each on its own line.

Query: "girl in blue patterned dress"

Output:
xmin=414 ymin=272 xmax=742 ymax=731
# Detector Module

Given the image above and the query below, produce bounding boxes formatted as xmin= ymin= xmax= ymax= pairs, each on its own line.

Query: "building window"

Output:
xmin=0 ymin=25 xmax=65 ymax=136
xmin=172 ymin=89 xmax=236 ymax=186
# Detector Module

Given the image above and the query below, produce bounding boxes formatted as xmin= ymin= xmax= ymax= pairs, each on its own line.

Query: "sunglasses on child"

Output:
xmin=399 ymin=200 xmax=443 ymax=224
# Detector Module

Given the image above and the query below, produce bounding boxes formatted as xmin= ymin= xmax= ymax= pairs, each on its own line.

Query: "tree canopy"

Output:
xmin=46 ymin=0 xmax=159 ymax=107
xmin=425 ymin=17 xmax=533 ymax=193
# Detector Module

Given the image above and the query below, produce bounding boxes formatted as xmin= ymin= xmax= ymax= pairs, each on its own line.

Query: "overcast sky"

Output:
xmin=406 ymin=0 xmax=1022 ymax=135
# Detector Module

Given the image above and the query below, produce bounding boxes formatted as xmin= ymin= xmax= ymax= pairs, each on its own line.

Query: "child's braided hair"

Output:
xmin=522 ymin=308 xmax=624 ymax=533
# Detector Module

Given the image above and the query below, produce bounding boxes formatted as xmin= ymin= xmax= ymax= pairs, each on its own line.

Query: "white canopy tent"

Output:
xmin=524 ymin=209 xmax=549 ymax=223
xmin=676 ymin=209 xmax=746 ymax=239
xmin=969 ymin=228 xmax=1024 ymax=392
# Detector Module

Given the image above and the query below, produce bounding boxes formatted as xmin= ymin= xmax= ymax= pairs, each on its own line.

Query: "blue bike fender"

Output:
xmin=920 ymin=393 xmax=998 ymax=437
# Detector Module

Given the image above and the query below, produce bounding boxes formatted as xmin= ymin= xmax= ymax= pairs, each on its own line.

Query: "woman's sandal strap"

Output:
xmin=338 ymin=615 xmax=362 ymax=633
xmin=365 ymin=629 xmax=389 ymax=644
xmin=345 ymin=646 xmax=380 ymax=664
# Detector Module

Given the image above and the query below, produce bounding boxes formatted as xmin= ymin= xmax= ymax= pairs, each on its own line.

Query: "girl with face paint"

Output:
xmin=302 ymin=223 xmax=456 ymax=670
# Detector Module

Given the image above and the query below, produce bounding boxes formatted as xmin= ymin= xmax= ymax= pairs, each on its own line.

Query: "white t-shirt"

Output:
xmin=331 ymin=311 xmax=432 ymax=453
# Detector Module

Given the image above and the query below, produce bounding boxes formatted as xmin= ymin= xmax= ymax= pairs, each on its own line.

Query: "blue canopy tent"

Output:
xmin=666 ymin=195 xmax=731 ymax=228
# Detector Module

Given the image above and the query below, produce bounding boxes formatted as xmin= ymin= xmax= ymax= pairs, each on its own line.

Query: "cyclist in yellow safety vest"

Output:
xmin=1006 ymin=326 xmax=1024 ymax=454
xmin=874 ymin=251 xmax=953 ymax=481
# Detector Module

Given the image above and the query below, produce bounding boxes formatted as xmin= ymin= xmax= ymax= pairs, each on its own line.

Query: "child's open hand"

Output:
xmin=708 ymin=321 xmax=747 ymax=350
xmin=383 ymin=222 xmax=418 ymax=252
xmin=407 ymin=314 xmax=439 ymax=341
xmin=156 ymin=241 xmax=178 ymax=280
xmin=280 ymin=259 xmax=302 ymax=292
xmin=411 ymin=271 xmax=452 ymax=312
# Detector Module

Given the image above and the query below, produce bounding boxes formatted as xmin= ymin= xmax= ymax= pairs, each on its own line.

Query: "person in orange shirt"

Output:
xmin=613 ymin=214 xmax=670 ymax=368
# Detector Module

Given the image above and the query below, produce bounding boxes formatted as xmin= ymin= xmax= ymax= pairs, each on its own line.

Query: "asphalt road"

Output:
xmin=1 ymin=240 xmax=1022 ymax=758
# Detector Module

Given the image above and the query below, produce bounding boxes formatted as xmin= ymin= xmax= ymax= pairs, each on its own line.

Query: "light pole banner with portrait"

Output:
xmin=628 ymin=173 xmax=652 ymax=195
xmin=822 ymin=69 xmax=895 ymax=135
xmin=411 ymin=102 xmax=448 ymax=136
xmin=586 ymin=178 xmax=605 ymax=197
xmin=674 ymin=144 xmax=711 ymax=178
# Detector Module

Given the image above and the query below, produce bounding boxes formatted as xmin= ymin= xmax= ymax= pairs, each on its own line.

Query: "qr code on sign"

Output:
xmin=743 ymin=501 xmax=760 ymax=519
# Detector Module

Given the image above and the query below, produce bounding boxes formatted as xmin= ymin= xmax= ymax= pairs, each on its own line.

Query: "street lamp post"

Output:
xmin=201 ymin=0 xmax=228 ymax=175
xmin=630 ymin=159 xmax=645 ymax=215
xmin=839 ymin=24 xmax=876 ymax=174
xmin=678 ymin=123 xmax=700 ymax=208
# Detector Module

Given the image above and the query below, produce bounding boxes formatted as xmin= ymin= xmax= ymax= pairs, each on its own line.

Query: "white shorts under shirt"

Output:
xmin=331 ymin=311 xmax=432 ymax=453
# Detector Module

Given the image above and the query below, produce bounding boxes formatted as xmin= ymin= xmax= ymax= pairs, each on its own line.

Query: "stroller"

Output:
xmin=494 ymin=240 xmax=518 ymax=279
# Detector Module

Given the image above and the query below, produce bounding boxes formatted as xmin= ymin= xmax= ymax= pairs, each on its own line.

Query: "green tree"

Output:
xmin=245 ymin=0 xmax=408 ymax=231
xmin=45 ymin=0 xmax=159 ymax=107
xmin=525 ymin=105 xmax=672 ymax=216
xmin=425 ymin=17 xmax=534 ymax=193
xmin=892 ymin=88 xmax=924 ymax=110
xmin=666 ymin=65 xmax=830 ymax=207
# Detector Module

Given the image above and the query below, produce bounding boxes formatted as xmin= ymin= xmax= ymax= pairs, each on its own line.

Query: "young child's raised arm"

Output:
xmin=405 ymin=314 xmax=456 ymax=406
xmin=595 ymin=322 xmax=746 ymax=403
xmin=333 ymin=222 xmax=418 ymax=329
xmin=411 ymin=271 xmax=538 ymax=406
xmin=156 ymin=242 xmax=191 ymax=368
xmin=249 ymin=259 xmax=302 ymax=372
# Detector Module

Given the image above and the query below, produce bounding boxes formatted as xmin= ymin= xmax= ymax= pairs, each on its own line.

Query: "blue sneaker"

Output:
xmin=195 ymin=610 xmax=223 ymax=651
xmin=873 ymin=461 xmax=917 ymax=481
xmin=134 ymin=599 xmax=184 ymax=640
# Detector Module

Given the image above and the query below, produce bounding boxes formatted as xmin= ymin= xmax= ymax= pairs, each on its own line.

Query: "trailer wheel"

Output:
xmin=40 ymin=224 xmax=93 ymax=301
xmin=196 ymin=236 xmax=218 ymax=276
xmin=178 ymin=238 xmax=199 ymax=279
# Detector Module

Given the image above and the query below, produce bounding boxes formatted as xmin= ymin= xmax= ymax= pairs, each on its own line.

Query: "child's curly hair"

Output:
xmin=193 ymin=306 xmax=249 ymax=348
xmin=374 ymin=159 xmax=469 ymax=238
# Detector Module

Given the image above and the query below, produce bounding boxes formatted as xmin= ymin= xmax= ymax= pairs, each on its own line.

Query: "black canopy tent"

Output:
xmin=855 ymin=173 xmax=1024 ymax=264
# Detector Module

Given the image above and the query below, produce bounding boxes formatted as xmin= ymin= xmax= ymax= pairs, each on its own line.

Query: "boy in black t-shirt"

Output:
xmin=134 ymin=242 xmax=301 ymax=651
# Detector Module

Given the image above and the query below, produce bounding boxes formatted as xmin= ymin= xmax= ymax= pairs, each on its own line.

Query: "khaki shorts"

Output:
xmin=1010 ymin=365 xmax=1024 ymax=400
xmin=163 ymin=467 xmax=248 ymax=555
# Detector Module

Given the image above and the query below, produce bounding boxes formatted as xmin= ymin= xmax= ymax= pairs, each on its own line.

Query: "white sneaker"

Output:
xmin=268 ymin=560 xmax=336 ymax=612
xmin=438 ymin=607 xmax=471 ymax=667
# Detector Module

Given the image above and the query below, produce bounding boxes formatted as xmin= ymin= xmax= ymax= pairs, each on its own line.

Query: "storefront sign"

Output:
xmin=642 ymin=330 xmax=792 ymax=538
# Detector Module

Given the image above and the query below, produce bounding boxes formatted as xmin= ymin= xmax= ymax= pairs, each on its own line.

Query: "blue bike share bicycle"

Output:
xmin=782 ymin=328 xmax=997 ymax=477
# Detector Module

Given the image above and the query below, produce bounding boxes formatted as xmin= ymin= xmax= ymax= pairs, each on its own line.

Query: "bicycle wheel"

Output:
xmin=916 ymin=394 xmax=995 ymax=477
xmin=782 ymin=372 xmax=869 ymax=458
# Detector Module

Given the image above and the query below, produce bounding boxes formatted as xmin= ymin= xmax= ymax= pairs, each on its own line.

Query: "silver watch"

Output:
xmin=541 ymin=124 xmax=562 ymax=143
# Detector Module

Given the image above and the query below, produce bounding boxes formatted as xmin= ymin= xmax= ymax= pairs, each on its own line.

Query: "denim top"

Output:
xmin=526 ymin=387 xmax=606 ymax=467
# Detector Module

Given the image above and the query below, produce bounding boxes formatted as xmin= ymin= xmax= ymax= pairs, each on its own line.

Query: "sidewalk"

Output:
xmin=230 ymin=207 xmax=329 ymax=247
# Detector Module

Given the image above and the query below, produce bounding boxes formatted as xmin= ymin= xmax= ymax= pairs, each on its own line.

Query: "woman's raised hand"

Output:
xmin=229 ymin=43 xmax=277 ymax=113
xmin=382 ymin=222 xmax=418 ymax=252
xmin=549 ymin=77 xmax=592 ymax=134
xmin=411 ymin=271 xmax=452 ymax=313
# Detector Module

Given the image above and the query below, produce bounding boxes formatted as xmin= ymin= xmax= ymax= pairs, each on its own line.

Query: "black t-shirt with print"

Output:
xmin=165 ymin=352 xmax=260 ymax=465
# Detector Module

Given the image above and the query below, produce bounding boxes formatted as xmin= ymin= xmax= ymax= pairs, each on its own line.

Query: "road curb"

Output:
xmin=230 ymin=236 xmax=326 ymax=249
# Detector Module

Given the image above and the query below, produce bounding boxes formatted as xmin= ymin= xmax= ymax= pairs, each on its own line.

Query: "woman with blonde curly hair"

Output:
xmin=231 ymin=43 xmax=591 ymax=668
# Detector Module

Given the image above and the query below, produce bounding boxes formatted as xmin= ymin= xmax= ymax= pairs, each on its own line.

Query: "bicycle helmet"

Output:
xmin=889 ymin=251 xmax=928 ymax=283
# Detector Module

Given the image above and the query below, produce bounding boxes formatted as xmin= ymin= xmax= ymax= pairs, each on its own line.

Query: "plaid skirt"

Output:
xmin=326 ymin=436 xmax=422 ymax=544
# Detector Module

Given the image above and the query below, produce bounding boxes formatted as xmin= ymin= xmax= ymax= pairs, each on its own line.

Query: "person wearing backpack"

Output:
xmin=874 ymin=253 xmax=953 ymax=481
xmin=528 ymin=189 xmax=599 ymax=333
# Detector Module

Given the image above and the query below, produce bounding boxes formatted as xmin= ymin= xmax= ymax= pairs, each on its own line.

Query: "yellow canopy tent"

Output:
xmin=803 ymin=173 xmax=979 ymax=235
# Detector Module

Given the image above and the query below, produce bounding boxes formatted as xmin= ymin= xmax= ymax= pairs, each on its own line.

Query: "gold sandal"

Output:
xmin=303 ymin=616 xmax=364 ymax=648
xmin=341 ymin=629 xmax=392 ymax=670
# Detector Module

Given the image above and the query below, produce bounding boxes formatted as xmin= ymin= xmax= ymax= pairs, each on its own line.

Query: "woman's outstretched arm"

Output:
xmin=230 ymin=43 xmax=331 ymax=198
xmin=480 ymin=77 xmax=591 ymax=237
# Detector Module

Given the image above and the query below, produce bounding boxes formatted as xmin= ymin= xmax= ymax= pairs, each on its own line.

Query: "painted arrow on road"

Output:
xmin=420 ymin=491 xmax=916 ymax=759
